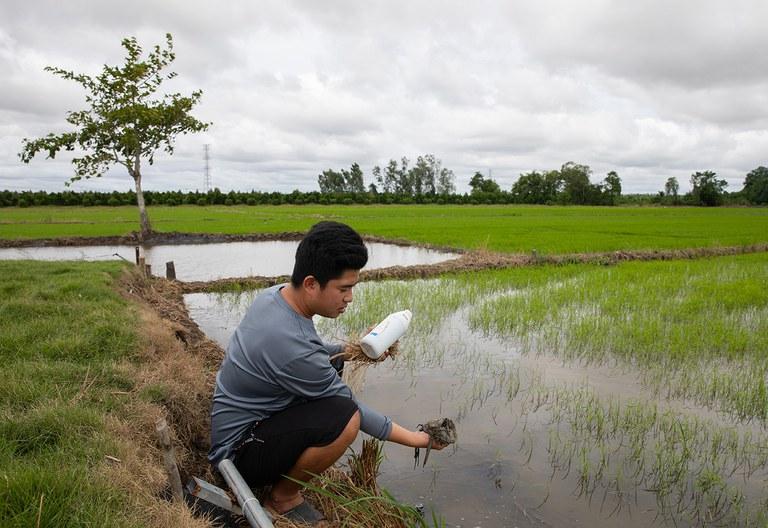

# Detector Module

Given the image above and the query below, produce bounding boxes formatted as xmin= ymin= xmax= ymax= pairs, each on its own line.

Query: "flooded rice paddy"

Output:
xmin=0 ymin=241 xmax=457 ymax=281
xmin=186 ymin=256 xmax=768 ymax=527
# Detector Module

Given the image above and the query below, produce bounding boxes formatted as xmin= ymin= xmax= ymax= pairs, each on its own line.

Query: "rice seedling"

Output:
xmin=517 ymin=381 xmax=768 ymax=526
xmin=468 ymin=253 xmax=768 ymax=423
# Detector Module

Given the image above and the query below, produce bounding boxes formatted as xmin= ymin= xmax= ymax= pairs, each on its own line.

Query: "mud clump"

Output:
xmin=421 ymin=418 xmax=458 ymax=446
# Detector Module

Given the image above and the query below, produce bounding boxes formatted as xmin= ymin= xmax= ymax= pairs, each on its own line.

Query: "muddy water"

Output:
xmin=0 ymin=241 xmax=457 ymax=281
xmin=185 ymin=287 xmax=766 ymax=528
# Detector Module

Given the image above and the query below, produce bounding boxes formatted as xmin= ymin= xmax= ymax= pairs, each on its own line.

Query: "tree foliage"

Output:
xmin=602 ymin=171 xmax=622 ymax=205
xmin=319 ymin=154 xmax=456 ymax=197
xmin=743 ymin=166 xmax=768 ymax=205
xmin=318 ymin=163 xmax=365 ymax=193
xmin=468 ymin=172 xmax=501 ymax=195
xmin=19 ymin=33 xmax=209 ymax=238
xmin=559 ymin=162 xmax=598 ymax=205
xmin=664 ymin=177 xmax=680 ymax=203
xmin=511 ymin=171 xmax=561 ymax=204
xmin=689 ymin=171 xmax=728 ymax=206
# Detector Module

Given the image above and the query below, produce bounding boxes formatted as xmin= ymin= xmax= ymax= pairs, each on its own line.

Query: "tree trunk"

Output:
xmin=132 ymin=152 xmax=152 ymax=240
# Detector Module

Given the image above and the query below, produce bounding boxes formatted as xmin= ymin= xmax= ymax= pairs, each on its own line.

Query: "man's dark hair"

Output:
xmin=291 ymin=221 xmax=368 ymax=287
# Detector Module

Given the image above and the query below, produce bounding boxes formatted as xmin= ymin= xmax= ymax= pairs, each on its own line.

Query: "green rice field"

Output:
xmin=2 ymin=204 xmax=768 ymax=254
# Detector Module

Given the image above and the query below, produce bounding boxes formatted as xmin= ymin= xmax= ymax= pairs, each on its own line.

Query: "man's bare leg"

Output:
xmin=266 ymin=410 xmax=361 ymax=513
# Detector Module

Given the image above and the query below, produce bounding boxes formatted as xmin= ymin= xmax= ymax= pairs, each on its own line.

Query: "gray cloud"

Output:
xmin=0 ymin=0 xmax=766 ymax=195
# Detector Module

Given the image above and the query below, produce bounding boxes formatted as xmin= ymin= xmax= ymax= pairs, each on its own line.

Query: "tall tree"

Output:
xmin=19 ymin=34 xmax=209 ymax=240
xmin=743 ymin=166 xmax=768 ymax=204
xmin=317 ymin=169 xmax=345 ymax=193
xmin=664 ymin=177 xmax=680 ymax=204
xmin=343 ymin=163 xmax=365 ymax=193
xmin=396 ymin=157 xmax=412 ymax=195
xmin=602 ymin=171 xmax=622 ymax=205
xmin=436 ymin=166 xmax=456 ymax=195
xmin=690 ymin=170 xmax=727 ymax=206
xmin=544 ymin=170 xmax=565 ymax=201
xmin=559 ymin=162 xmax=597 ymax=205
xmin=512 ymin=171 xmax=545 ymax=203
xmin=469 ymin=171 xmax=501 ymax=194
xmin=375 ymin=154 xmax=454 ymax=196
xmin=373 ymin=161 xmax=397 ymax=194
xmin=371 ymin=165 xmax=384 ymax=192
xmin=384 ymin=159 xmax=399 ymax=193
xmin=411 ymin=155 xmax=436 ymax=195
xmin=318 ymin=163 xmax=366 ymax=193
xmin=469 ymin=172 xmax=485 ymax=193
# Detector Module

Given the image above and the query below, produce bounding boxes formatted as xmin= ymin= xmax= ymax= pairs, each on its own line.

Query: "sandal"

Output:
xmin=280 ymin=499 xmax=325 ymax=525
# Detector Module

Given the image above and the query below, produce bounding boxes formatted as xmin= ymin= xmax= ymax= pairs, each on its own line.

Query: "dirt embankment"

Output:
xmin=101 ymin=269 xmax=223 ymax=528
xmin=0 ymin=230 xmax=463 ymax=254
xmin=179 ymin=242 xmax=768 ymax=293
xmin=0 ymin=231 xmax=304 ymax=248
xmin=118 ymin=269 xmax=223 ymax=476
xmin=6 ymin=230 xmax=767 ymax=292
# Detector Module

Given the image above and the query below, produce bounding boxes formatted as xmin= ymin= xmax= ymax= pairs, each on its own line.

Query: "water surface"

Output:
xmin=185 ymin=282 xmax=767 ymax=527
xmin=0 ymin=241 xmax=457 ymax=281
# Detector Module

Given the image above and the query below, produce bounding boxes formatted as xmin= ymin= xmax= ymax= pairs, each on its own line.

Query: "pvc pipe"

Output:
xmin=218 ymin=459 xmax=274 ymax=528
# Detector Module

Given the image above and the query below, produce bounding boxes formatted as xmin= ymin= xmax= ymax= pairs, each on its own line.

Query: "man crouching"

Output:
xmin=208 ymin=221 xmax=443 ymax=525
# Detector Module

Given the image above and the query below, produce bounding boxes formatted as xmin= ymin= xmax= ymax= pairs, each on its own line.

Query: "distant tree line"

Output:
xmin=651 ymin=167 xmax=768 ymax=206
xmin=1 ymin=188 xmax=495 ymax=207
xmin=4 ymin=164 xmax=766 ymax=208
xmin=317 ymin=158 xmax=766 ymax=206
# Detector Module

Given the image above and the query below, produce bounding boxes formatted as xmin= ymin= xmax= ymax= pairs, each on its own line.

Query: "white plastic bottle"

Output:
xmin=360 ymin=310 xmax=412 ymax=359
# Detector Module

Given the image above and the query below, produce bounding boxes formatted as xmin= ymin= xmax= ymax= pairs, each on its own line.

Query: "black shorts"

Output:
xmin=232 ymin=396 xmax=359 ymax=487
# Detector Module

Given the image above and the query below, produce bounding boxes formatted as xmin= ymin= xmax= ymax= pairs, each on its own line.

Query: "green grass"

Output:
xmin=0 ymin=260 xmax=140 ymax=528
xmin=2 ymin=204 xmax=768 ymax=253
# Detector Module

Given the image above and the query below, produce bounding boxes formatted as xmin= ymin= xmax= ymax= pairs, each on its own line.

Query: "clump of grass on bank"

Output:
xmin=295 ymin=439 xmax=444 ymax=528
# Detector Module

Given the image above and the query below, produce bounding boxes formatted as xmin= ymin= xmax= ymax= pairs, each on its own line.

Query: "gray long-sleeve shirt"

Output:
xmin=208 ymin=284 xmax=392 ymax=464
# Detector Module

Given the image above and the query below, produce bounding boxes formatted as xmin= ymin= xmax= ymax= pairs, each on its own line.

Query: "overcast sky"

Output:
xmin=1 ymin=0 xmax=767 ymax=194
